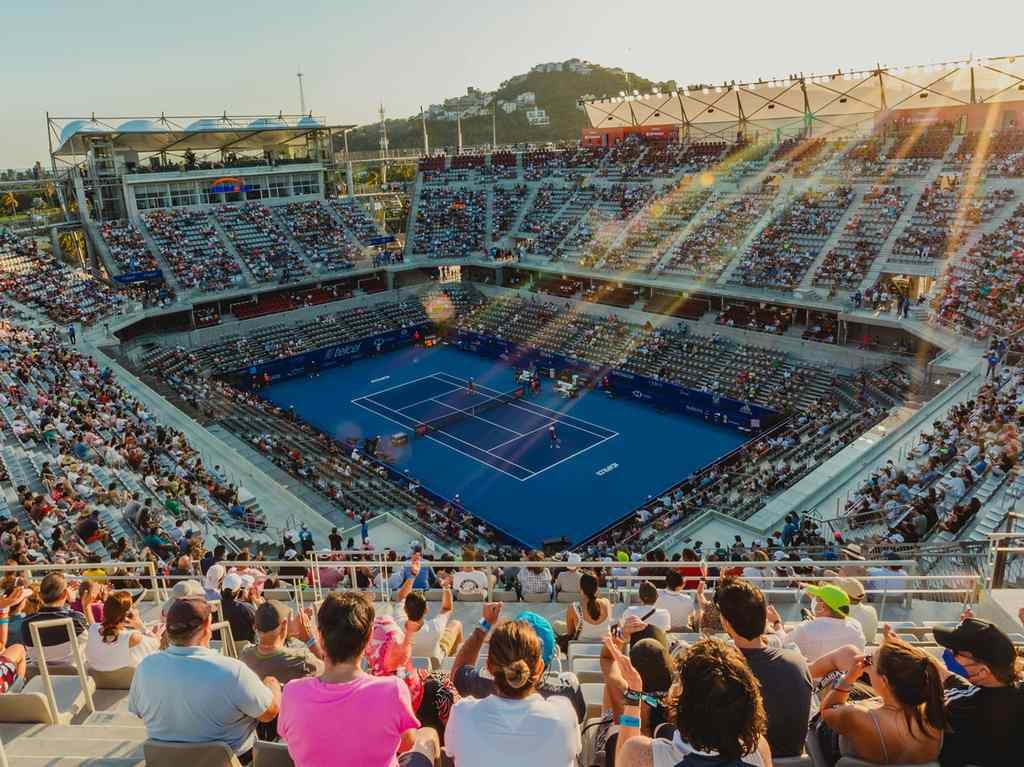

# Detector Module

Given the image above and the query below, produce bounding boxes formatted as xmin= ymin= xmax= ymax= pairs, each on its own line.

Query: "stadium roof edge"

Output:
xmin=48 ymin=113 xmax=355 ymax=157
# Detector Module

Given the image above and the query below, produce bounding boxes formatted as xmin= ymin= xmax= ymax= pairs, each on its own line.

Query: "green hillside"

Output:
xmin=339 ymin=63 xmax=676 ymax=153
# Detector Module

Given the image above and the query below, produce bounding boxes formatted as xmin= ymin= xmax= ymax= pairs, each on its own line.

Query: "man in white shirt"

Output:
xmin=655 ymin=570 xmax=697 ymax=630
xmin=833 ymin=577 xmax=877 ymax=643
xmin=398 ymin=580 xmax=462 ymax=661
xmin=769 ymin=584 xmax=864 ymax=663
xmin=620 ymin=581 xmax=672 ymax=632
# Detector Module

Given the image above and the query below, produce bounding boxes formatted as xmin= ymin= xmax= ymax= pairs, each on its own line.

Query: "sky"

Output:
xmin=4 ymin=0 xmax=1021 ymax=167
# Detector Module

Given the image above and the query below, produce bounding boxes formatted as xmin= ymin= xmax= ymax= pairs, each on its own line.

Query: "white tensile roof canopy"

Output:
xmin=49 ymin=113 xmax=352 ymax=157
xmin=583 ymin=56 xmax=1024 ymax=140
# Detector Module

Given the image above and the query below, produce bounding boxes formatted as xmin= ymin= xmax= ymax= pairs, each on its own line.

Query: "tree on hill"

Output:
xmin=338 ymin=63 xmax=676 ymax=154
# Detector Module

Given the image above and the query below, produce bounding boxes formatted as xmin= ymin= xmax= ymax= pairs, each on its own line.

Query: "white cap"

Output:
xmin=239 ymin=574 xmax=255 ymax=589
xmin=284 ymin=549 xmax=299 ymax=560
xmin=631 ymin=553 xmax=643 ymax=562
xmin=222 ymin=573 xmax=243 ymax=591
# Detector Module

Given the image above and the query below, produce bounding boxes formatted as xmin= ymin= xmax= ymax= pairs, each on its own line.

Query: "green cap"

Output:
xmin=805 ymin=584 xmax=851 ymax=617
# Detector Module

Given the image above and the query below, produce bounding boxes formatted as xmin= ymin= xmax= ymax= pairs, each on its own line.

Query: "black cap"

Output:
xmin=933 ymin=618 xmax=1016 ymax=669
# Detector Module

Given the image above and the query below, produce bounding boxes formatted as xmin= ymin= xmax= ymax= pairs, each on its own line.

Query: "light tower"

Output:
xmin=378 ymin=103 xmax=389 ymax=184
xmin=297 ymin=68 xmax=306 ymax=114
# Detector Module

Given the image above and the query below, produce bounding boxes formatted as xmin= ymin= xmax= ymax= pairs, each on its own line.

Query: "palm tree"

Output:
xmin=1 ymin=192 xmax=18 ymax=217
xmin=44 ymin=183 xmax=56 ymax=206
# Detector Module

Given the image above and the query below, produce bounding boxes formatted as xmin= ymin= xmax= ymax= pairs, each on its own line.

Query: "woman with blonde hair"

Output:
xmin=445 ymin=619 xmax=581 ymax=766
xmin=84 ymin=591 xmax=159 ymax=671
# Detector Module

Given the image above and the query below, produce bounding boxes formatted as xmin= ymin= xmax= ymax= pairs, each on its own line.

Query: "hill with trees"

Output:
xmin=339 ymin=61 xmax=676 ymax=154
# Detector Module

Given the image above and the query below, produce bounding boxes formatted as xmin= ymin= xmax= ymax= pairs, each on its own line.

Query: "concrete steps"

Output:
xmin=207 ymin=215 xmax=259 ymax=285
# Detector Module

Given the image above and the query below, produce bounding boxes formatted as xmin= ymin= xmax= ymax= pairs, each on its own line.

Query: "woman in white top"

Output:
xmin=445 ymin=619 xmax=581 ymax=767
xmin=566 ymin=572 xmax=613 ymax=641
xmin=613 ymin=638 xmax=772 ymax=767
xmin=85 ymin=591 xmax=159 ymax=671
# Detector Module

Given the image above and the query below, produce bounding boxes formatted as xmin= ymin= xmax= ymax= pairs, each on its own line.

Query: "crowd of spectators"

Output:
xmin=814 ymin=186 xmax=909 ymax=291
xmin=98 ymin=221 xmax=159 ymax=274
xmin=276 ymin=201 xmax=357 ymax=272
xmin=0 ymin=228 xmax=127 ymax=325
xmin=731 ymin=185 xmax=854 ymax=290
xmin=664 ymin=186 xmax=778 ymax=277
xmin=931 ymin=202 xmax=1024 ymax=341
xmin=143 ymin=208 xmax=244 ymax=292
xmin=411 ymin=188 xmax=487 ymax=258
xmin=215 ymin=203 xmax=311 ymax=283
xmin=838 ymin=362 xmax=1022 ymax=546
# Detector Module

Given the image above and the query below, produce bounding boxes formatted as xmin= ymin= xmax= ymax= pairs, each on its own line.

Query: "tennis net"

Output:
xmin=414 ymin=386 xmax=525 ymax=437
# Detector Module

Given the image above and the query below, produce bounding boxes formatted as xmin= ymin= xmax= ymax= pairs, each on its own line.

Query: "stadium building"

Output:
xmin=0 ymin=54 xmax=1021 ymax=766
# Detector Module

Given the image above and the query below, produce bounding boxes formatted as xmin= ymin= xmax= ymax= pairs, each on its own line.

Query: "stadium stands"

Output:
xmin=142 ymin=208 xmax=244 ymax=292
xmin=410 ymin=188 xmax=487 ymax=258
xmin=215 ymin=203 xmax=311 ymax=282
xmin=274 ymin=200 xmax=357 ymax=272
xmin=98 ymin=221 xmax=158 ymax=274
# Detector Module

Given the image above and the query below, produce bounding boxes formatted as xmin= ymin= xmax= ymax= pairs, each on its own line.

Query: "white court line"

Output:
xmin=432 ymin=370 xmax=615 ymax=438
xmin=391 ymin=390 xmax=469 ymax=414
xmin=349 ymin=398 xmax=532 ymax=482
xmin=489 ymin=420 xmax=555 ymax=450
xmin=524 ymin=433 xmax=619 ymax=480
xmin=355 ymin=373 xmax=456 ymax=399
xmin=425 ymin=397 xmax=526 ymax=438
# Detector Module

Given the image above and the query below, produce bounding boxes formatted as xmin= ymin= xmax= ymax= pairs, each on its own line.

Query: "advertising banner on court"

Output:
xmin=232 ymin=323 xmax=430 ymax=387
xmin=453 ymin=330 xmax=777 ymax=432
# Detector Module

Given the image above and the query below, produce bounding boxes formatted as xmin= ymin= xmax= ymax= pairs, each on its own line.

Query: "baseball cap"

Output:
xmin=162 ymin=579 xmax=204 ymax=614
xmin=515 ymin=611 xmax=555 ymax=669
xmin=933 ymin=618 xmax=1016 ymax=669
xmin=832 ymin=577 xmax=866 ymax=602
xmin=283 ymin=549 xmax=299 ymax=561
xmin=240 ymin=574 xmax=255 ymax=590
xmin=805 ymin=584 xmax=851 ymax=617
xmin=222 ymin=573 xmax=243 ymax=592
xmin=566 ymin=552 xmax=582 ymax=567
xmin=165 ymin=596 xmax=211 ymax=636
xmin=254 ymin=600 xmax=291 ymax=633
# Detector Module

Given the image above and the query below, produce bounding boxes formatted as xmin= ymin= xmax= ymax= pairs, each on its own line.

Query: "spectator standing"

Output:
xmin=129 ymin=596 xmax=280 ymax=762
xmin=714 ymin=577 xmax=813 ymax=757
xmin=444 ymin=618 xmax=581 ymax=767
xmin=278 ymin=592 xmax=428 ymax=767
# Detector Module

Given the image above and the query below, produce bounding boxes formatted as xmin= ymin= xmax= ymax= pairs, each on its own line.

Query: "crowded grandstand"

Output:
xmin=0 ymin=51 xmax=1022 ymax=767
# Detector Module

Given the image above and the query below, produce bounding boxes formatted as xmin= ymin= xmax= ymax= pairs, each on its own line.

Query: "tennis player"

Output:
xmin=548 ymin=424 xmax=561 ymax=449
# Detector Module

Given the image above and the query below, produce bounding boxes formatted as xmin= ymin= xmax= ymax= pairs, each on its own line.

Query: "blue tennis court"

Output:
xmin=352 ymin=372 xmax=617 ymax=481
xmin=260 ymin=344 xmax=746 ymax=546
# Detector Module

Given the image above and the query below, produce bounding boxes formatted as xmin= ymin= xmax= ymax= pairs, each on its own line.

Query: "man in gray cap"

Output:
xmin=239 ymin=600 xmax=323 ymax=684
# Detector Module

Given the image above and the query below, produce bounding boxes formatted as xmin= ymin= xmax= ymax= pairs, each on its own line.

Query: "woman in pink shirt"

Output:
xmin=278 ymin=592 xmax=438 ymax=767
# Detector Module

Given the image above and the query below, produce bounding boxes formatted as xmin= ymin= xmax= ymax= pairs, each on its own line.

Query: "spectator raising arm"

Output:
xmin=450 ymin=602 xmax=502 ymax=681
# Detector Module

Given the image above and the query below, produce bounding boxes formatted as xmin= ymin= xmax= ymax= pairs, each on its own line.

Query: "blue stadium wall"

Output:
xmin=452 ymin=330 xmax=779 ymax=433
